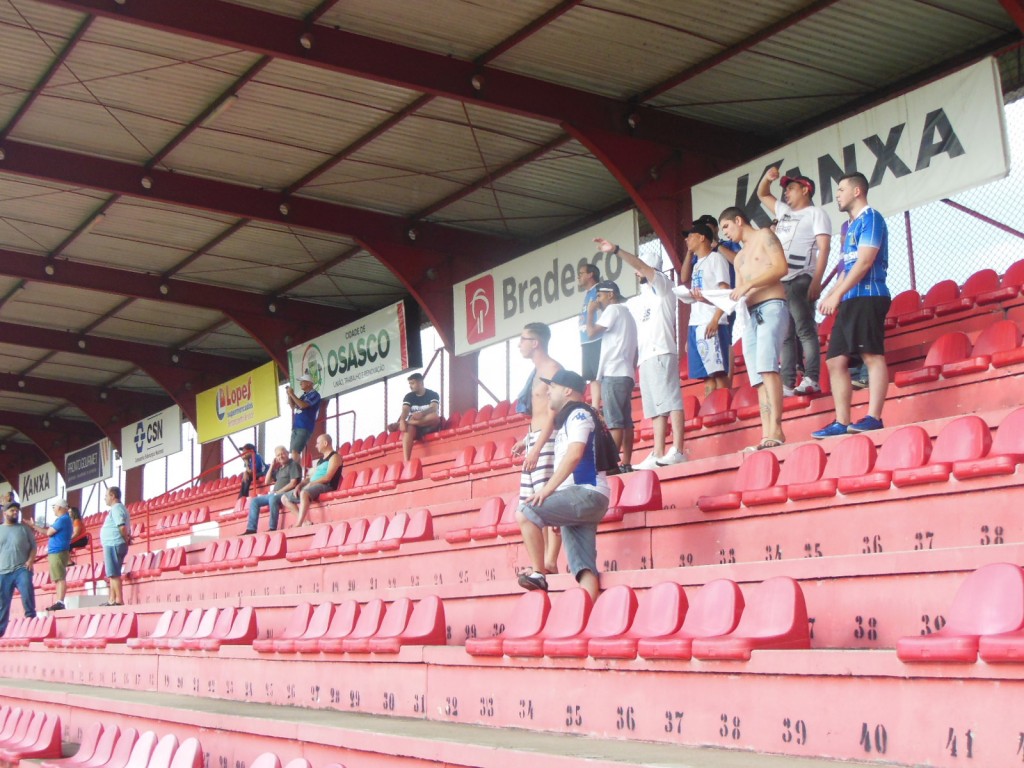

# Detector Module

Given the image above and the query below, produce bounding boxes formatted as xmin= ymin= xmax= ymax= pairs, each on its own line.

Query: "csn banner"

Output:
xmin=287 ymin=301 xmax=411 ymax=398
xmin=453 ymin=210 xmax=638 ymax=355
xmin=691 ymin=58 xmax=1009 ymax=229
xmin=64 ymin=438 xmax=113 ymax=492
xmin=19 ymin=462 xmax=58 ymax=508
xmin=196 ymin=362 xmax=280 ymax=444
xmin=121 ymin=405 xmax=183 ymax=471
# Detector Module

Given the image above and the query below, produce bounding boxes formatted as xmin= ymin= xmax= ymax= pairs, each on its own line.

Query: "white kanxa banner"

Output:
xmin=19 ymin=462 xmax=58 ymax=508
xmin=287 ymin=301 xmax=410 ymax=399
xmin=120 ymin=405 xmax=183 ymax=471
xmin=692 ymin=58 xmax=1009 ymax=228
xmin=453 ymin=210 xmax=638 ymax=355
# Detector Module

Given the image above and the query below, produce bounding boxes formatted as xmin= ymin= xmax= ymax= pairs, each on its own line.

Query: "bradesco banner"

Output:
xmin=692 ymin=58 xmax=1009 ymax=228
xmin=453 ymin=210 xmax=637 ymax=355
xmin=287 ymin=301 xmax=410 ymax=398
xmin=19 ymin=462 xmax=58 ymax=508
xmin=196 ymin=361 xmax=280 ymax=444
xmin=121 ymin=405 xmax=183 ymax=471
xmin=64 ymin=438 xmax=113 ymax=492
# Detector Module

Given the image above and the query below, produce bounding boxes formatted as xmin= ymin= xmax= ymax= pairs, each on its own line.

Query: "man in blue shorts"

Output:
xmin=678 ymin=221 xmax=731 ymax=394
xmin=286 ymin=374 xmax=321 ymax=464
xmin=813 ymin=172 xmax=891 ymax=438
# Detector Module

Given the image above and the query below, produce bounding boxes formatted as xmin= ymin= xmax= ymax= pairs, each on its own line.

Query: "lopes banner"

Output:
xmin=691 ymin=58 xmax=1009 ymax=228
xmin=196 ymin=361 xmax=280 ymax=444
xmin=19 ymin=462 xmax=58 ymax=508
xmin=64 ymin=438 xmax=113 ymax=492
xmin=287 ymin=301 xmax=411 ymax=399
xmin=121 ymin=405 xmax=183 ymax=471
xmin=452 ymin=210 xmax=638 ymax=355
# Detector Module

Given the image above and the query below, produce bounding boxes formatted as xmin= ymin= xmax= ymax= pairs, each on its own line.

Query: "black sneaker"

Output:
xmin=618 ymin=464 xmax=633 ymax=473
xmin=242 ymin=529 xmax=257 ymax=535
xmin=517 ymin=571 xmax=548 ymax=592
xmin=46 ymin=601 xmax=65 ymax=611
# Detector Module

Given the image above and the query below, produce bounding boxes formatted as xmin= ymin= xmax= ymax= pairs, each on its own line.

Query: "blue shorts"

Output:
xmin=687 ymin=324 xmax=730 ymax=379
xmin=104 ymin=542 xmax=129 ymax=578
xmin=742 ymin=299 xmax=790 ymax=387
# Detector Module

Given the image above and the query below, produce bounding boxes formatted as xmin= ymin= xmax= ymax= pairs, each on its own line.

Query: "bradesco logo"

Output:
xmin=501 ymin=253 xmax=624 ymax=319
xmin=215 ymin=377 xmax=253 ymax=421
xmin=465 ymin=275 xmax=495 ymax=344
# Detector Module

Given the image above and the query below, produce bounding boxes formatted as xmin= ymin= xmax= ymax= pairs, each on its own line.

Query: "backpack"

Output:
xmin=555 ymin=401 xmax=621 ymax=475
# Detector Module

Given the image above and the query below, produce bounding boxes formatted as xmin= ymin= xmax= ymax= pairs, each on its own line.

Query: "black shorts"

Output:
xmin=581 ymin=340 xmax=601 ymax=381
xmin=827 ymin=296 xmax=891 ymax=360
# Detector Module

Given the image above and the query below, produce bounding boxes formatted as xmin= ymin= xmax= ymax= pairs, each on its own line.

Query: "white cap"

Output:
xmin=298 ymin=374 xmax=314 ymax=384
xmin=53 ymin=498 xmax=69 ymax=509
xmin=639 ymin=250 xmax=663 ymax=270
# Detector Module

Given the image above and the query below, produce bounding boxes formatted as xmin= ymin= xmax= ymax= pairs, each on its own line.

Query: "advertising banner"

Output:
xmin=452 ymin=210 xmax=638 ymax=355
xmin=691 ymin=59 xmax=1009 ymax=228
xmin=64 ymin=438 xmax=113 ymax=492
xmin=196 ymin=361 xmax=280 ymax=444
xmin=287 ymin=301 xmax=411 ymax=398
xmin=19 ymin=462 xmax=58 ymax=508
xmin=120 ymin=405 xmax=183 ymax=471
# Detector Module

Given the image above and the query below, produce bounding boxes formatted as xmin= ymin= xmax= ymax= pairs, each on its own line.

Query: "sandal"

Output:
xmin=756 ymin=438 xmax=785 ymax=451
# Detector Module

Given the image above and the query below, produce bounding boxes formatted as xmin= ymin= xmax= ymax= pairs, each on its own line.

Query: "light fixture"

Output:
xmin=16 ymin=380 xmax=24 ymax=389
xmin=42 ymin=419 xmax=50 ymax=428
xmin=184 ymin=382 xmax=192 ymax=391
xmin=267 ymin=302 xmax=277 ymax=314
xmin=99 ymin=391 xmax=108 ymax=400
xmin=407 ymin=227 xmax=418 ymax=241
xmin=171 ymin=353 xmax=180 ymax=364
xmin=299 ymin=32 xmax=314 ymax=50
xmin=141 ymin=176 xmax=153 ymax=190
xmin=278 ymin=202 xmax=290 ymax=216
xmin=627 ymin=113 xmax=640 ymax=130
xmin=77 ymin=339 xmax=86 ymax=349
xmin=44 ymin=263 xmax=55 ymax=276
xmin=470 ymin=74 xmax=484 ymax=91
xmin=426 ymin=267 xmax=439 ymax=281
xmin=0 ymin=149 xmax=6 ymax=161
xmin=159 ymin=284 xmax=169 ymax=296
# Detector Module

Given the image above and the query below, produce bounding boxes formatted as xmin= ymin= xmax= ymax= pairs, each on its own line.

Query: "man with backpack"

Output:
xmin=515 ymin=369 xmax=612 ymax=601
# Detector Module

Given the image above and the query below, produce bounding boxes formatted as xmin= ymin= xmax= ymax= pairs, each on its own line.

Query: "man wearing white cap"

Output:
xmin=29 ymin=499 xmax=72 ymax=611
xmin=285 ymin=373 xmax=321 ymax=464
xmin=592 ymin=238 xmax=686 ymax=468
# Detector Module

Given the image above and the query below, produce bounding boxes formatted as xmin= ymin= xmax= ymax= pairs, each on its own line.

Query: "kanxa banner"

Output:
xmin=287 ymin=301 xmax=412 ymax=398
xmin=64 ymin=438 xmax=113 ymax=492
xmin=453 ymin=211 xmax=638 ymax=355
xmin=196 ymin=361 xmax=280 ymax=444
xmin=692 ymin=59 xmax=1009 ymax=228
xmin=19 ymin=462 xmax=58 ymax=508
xmin=121 ymin=405 xmax=183 ymax=471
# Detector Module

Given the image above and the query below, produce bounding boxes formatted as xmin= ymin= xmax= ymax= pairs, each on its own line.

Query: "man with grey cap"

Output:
xmin=516 ymin=369 xmax=610 ymax=600
xmin=28 ymin=499 xmax=72 ymax=611
xmin=593 ymin=237 xmax=686 ymax=469
xmin=0 ymin=502 xmax=36 ymax=635
xmin=285 ymin=373 xmax=321 ymax=464
xmin=585 ymin=280 xmax=638 ymax=472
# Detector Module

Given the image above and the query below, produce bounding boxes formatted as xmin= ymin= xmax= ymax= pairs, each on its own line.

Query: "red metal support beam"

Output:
xmin=0 ymin=410 xmax=104 ymax=474
xmin=1002 ymin=0 xmax=1024 ymax=33
xmin=0 ymin=446 xmax=49 ymax=490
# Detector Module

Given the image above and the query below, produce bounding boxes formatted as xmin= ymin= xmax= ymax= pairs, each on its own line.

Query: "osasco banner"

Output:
xmin=196 ymin=361 xmax=280 ymax=444
xmin=120 ymin=405 xmax=183 ymax=471
xmin=691 ymin=58 xmax=1009 ymax=229
xmin=452 ymin=210 xmax=638 ymax=355
xmin=287 ymin=301 xmax=410 ymax=399
xmin=64 ymin=438 xmax=113 ymax=492
xmin=19 ymin=462 xmax=58 ymax=508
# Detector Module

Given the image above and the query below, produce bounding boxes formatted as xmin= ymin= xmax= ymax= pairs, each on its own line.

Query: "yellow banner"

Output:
xmin=196 ymin=361 xmax=280 ymax=444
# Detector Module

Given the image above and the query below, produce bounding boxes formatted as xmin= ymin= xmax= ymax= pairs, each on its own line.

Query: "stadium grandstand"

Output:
xmin=0 ymin=1 xmax=1022 ymax=767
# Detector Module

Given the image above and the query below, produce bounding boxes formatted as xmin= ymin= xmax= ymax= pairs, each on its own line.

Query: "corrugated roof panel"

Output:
xmin=416 ymin=99 xmax=564 ymax=148
xmin=305 ymin=161 xmax=466 ymax=216
xmin=0 ymin=2 xmax=85 ymax=37
xmin=0 ymin=393 xmax=58 ymax=415
xmin=50 ymin=405 xmax=93 ymax=422
xmin=290 ymin=263 xmax=407 ymax=311
xmin=0 ymin=177 xmax=106 ymax=255
xmin=0 ymin=342 xmax=47 ymax=368
xmin=34 ymin=350 xmax=136 ymax=379
xmin=186 ymin=321 xmax=266 ymax=359
xmin=105 ymin=370 xmax=165 ymax=395
xmin=78 ymin=16 xmax=250 ymax=71
xmin=219 ymin=0 xmax=319 ymax=19
xmin=258 ymin=59 xmax=421 ymax=109
xmin=0 ymin=282 xmax=125 ymax=331
xmin=179 ymin=253 xmax=322 ymax=294
xmin=91 ymin=299 xmax=224 ymax=346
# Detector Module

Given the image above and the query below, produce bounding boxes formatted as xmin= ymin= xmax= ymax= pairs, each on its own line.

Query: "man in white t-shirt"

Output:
xmin=758 ymin=168 xmax=832 ymax=395
xmin=585 ymin=280 xmax=638 ymax=471
xmin=677 ymin=222 xmax=731 ymax=394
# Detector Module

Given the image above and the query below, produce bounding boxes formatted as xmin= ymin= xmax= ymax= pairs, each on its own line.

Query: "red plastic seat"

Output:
xmin=364 ymin=513 xmax=408 ymax=553
xmin=540 ymin=585 xmax=638 ymax=657
xmin=898 ymin=563 xmax=1024 ymax=662
xmin=197 ymin=606 xmax=256 ymax=650
xmin=395 ymin=508 xmax=432 ymax=546
xmin=0 ymin=711 xmax=61 ymax=763
xmin=314 ymin=521 xmax=350 ymax=558
xmin=976 ymin=259 xmax=1024 ymax=305
xmin=681 ymin=394 xmax=702 ymax=431
xmin=250 ymin=531 xmax=286 ymax=565
xmin=953 ymin=407 xmax=1024 ymax=479
xmin=941 ymin=320 xmax=1023 ymax=376
xmin=344 ymin=598 xmax=412 ymax=653
xmin=178 ymin=608 xmax=234 ymax=651
xmin=698 ymin=387 xmax=735 ymax=427
xmin=107 ymin=729 xmax=156 ymax=768
xmin=837 ymin=425 xmax=931 ymax=493
xmin=742 ymin=444 xmax=827 ymax=506
xmin=699 ymin=451 xmax=779 ymax=512
xmin=692 ymin=577 xmax=810 ymax=660
xmin=893 ymin=331 xmax=972 ymax=386
xmin=495 ymin=496 xmax=522 ymax=537
xmin=503 ymin=588 xmax=593 ymax=657
xmin=588 ymin=582 xmax=687 ymax=659
xmin=80 ymin=727 xmax=136 ymax=768
xmin=892 ymin=415 xmax=991 ymax=487
xmin=141 ymin=734 xmax=177 ymax=768
xmin=168 ymin=738 xmax=203 ymax=768
xmin=430 ymin=447 xmax=474 ymax=481
xmin=935 ymin=269 xmax=999 ymax=315
xmin=885 ymin=289 xmax=920 ymax=329
xmin=398 ymin=458 xmax=422 ymax=482
xmin=447 ymin=497 xmax=503 ymax=543
xmin=899 ymin=279 xmax=957 ymax=324
xmin=247 ymin=754 xmax=281 ymax=768
xmin=637 ymin=579 xmax=744 ymax=660
xmin=253 ymin=604 xmax=314 ymax=653
xmin=787 ymin=435 xmax=876 ymax=500
xmin=319 ymin=599 xmax=383 ymax=653
xmin=295 ymin=600 xmax=359 ymax=653
xmin=38 ymin=721 xmax=104 ymax=768
xmin=275 ymin=603 xmax=334 ymax=653
xmin=609 ymin=469 xmax=661 ymax=517
xmin=731 ymin=386 xmax=760 ymax=420
xmin=335 ymin=518 xmax=369 ymax=556
xmin=488 ymin=436 xmax=517 ymax=470
xmin=434 ymin=410 xmax=464 ymax=440
xmin=369 ymin=595 xmax=446 ymax=653
xmin=470 ymin=404 xmax=495 ymax=431
xmin=488 ymin=400 xmax=512 ymax=425
xmin=321 ymin=471 xmax=357 ymax=501
xmin=353 ymin=514 xmax=389 ymax=553
xmin=468 ymin=442 xmax=497 ymax=474
xmin=453 ymin=408 xmax=478 ymax=435
xmin=128 ymin=610 xmax=186 ymax=650
xmin=465 ymin=591 xmax=550 ymax=657
xmin=286 ymin=525 xmax=332 ymax=562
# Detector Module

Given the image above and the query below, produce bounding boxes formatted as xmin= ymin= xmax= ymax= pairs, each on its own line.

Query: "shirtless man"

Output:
xmin=511 ymin=322 xmax=563 ymax=573
xmin=719 ymin=207 xmax=790 ymax=451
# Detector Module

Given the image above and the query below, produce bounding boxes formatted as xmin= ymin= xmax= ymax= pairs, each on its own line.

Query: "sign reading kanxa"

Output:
xmin=196 ymin=362 xmax=280 ymax=444
xmin=120 ymin=405 xmax=183 ymax=471
xmin=287 ymin=301 xmax=414 ymax=399
xmin=64 ymin=438 xmax=113 ymax=492
xmin=692 ymin=58 xmax=1009 ymax=228
xmin=19 ymin=462 xmax=58 ymax=508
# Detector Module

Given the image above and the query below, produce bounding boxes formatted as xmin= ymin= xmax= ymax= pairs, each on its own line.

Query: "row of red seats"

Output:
xmin=34 ymin=562 xmax=104 ymax=591
xmin=43 ymin=612 xmax=138 ymax=649
xmin=253 ymin=596 xmax=445 ymax=654
xmin=123 ymin=547 xmax=186 ymax=581
xmin=0 ymin=706 xmax=61 ymax=763
xmin=128 ymin=607 xmax=257 ymax=651
xmin=285 ymin=509 xmax=433 ymax=561
xmin=320 ymin=458 xmax=422 ymax=500
xmin=0 ymin=615 xmax=55 ymax=647
xmin=140 ymin=476 xmax=242 ymax=513
xmin=886 ymin=261 xmax=1024 ymax=329
xmin=250 ymin=754 xmax=345 ymax=768
xmin=467 ymin=576 xmax=809 ymax=661
xmin=154 ymin=507 xmax=210 ymax=535
xmin=698 ymin=408 xmax=1024 ymax=511
xmin=424 ymin=400 xmax=528 ymax=444
xmin=430 ymin=437 xmax=524 ymax=481
xmin=445 ymin=470 xmax=662 ymax=543
xmin=39 ymin=725 xmax=202 ymax=768
xmin=893 ymin=320 xmax=1024 ymax=386
xmin=180 ymin=532 xmax=285 ymax=574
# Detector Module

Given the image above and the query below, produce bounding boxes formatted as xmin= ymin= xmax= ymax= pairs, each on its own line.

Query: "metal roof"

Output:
xmin=0 ymin=0 xmax=1017 ymax=480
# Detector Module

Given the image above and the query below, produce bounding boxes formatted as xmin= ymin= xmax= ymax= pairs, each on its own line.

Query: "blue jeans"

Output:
xmin=248 ymin=493 xmax=283 ymax=532
xmin=0 ymin=566 xmax=36 ymax=636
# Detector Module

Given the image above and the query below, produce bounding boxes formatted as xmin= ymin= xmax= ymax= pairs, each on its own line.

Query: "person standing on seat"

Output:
xmin=757 ymin=168 xmax=832 ymax=396
xmin=516 ymin=370 xmax=610 ymax=601
xmin=244 ymin=445 xmax=302 ymax=534
xmin=100 ymin=487 xmax=130 ymax=606
xmin=237 ymin=443 xmax=268 ymax=501
xmin=577 ymin=261 xmax=602 ymax=408
xmin=510 ymin=322 xmax=563 ymax=574
xmin=678 ymin=221 xmax=732 ymax=395
xmin=0 ymin=502 xmax=36 ymax=636
xmin=592 ymin=238 xmax=686 ymax=469
xmin=389 ymin=373 xmax=441 ymax=462
xmin=280 ymin=433 xmax=343 ymax=528
xmin=585 ymin=281 xmax=638 ymax=472
xmin=28 ymin=498 xmax=71 ymax=611
xmin=813 ymin=172 xmax=891 ymax=438
xmin=286 ymin=374 xmax=321 ymax=465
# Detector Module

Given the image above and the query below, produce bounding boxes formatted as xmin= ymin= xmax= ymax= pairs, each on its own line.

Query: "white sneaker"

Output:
xmin=793 ymin=378 xmax=820 ymax=395
xmin=783 ymin=385 xmax=796 ymax=397
xmin=656 ymin=449 xmax=687 ymax=466
xmin=634 ymin=453 xmax=661 ymax=471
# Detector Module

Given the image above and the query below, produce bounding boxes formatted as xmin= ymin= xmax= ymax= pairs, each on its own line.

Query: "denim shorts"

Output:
xmin=519 ymin=486 xmax=609 ymax=579
xmin=742 ymin=299 xmax=790 ymax=386
xmin=104 ymin=542 xmax=129 ymax=578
